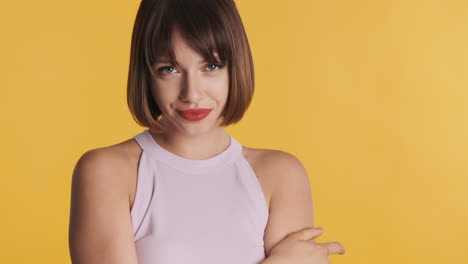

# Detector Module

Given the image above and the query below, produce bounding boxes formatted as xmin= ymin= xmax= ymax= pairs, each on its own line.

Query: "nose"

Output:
xmin=179 ymin=71 xmax=203 ymax=104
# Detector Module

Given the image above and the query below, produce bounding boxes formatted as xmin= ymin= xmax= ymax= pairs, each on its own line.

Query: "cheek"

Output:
xmin=210 ymin=74 xmax=229 ymax=101
xmin=205 ymin=83 xmax=228 ymax=107
xmin=151 ymin=81 xmax=179 ymax=105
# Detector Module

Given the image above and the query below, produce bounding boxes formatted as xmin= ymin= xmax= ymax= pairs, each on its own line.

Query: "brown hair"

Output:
xmin=127 ymin=0 xmax=255 ymax=133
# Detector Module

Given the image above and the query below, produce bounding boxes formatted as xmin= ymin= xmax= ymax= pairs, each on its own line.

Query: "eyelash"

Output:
xmin=157 ymin=63 xmax=224 ymax=75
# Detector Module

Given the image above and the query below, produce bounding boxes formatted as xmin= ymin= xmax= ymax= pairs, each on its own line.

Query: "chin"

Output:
xmin=182 ymin=120 xmax=221 ymax=133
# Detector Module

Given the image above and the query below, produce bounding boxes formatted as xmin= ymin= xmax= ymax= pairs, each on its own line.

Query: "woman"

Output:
xmin=68 ymin=0 xmax=345 ymax=263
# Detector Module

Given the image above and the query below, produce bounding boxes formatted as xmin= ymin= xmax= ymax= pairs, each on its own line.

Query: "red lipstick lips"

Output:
xmin=177 ymin=108 xmax=212 ymax=121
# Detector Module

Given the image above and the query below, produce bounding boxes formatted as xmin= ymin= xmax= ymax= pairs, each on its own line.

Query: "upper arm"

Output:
xmin=68 ymin=148 xmax=139 ymax=264
xmin=262 ymin=151 xmax=315 ymax=257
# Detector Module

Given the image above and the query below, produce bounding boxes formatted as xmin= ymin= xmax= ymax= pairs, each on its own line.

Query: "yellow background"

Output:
xmin=1 ymin=0 xmax=467 ymax=263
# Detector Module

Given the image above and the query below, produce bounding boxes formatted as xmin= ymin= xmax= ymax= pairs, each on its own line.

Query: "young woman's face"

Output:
xmin=150 ymin=27 xmax=229 ymax=135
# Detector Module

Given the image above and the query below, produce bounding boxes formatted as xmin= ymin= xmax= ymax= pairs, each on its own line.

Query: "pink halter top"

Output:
xmin=130 ymin=129 xmax=269 ymax=264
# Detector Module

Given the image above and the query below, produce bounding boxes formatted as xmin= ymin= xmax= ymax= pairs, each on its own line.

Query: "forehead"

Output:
xmin=155 ymin=41 xmax=221 ymax=64
xmin=155 ymin=52 xmax=220 ymax=63
xmin=153 ymin=26 xmax=222 ymax=65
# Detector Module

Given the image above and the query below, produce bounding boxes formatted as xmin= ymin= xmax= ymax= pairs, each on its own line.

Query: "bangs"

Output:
xmin=144 ymin=0 xmax=231 ymax=75
xmin=128 ymin=0 xmax=254 ymax=130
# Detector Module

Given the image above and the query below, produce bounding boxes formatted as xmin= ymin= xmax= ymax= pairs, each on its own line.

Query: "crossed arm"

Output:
xmin=68 ymin=148 xmax=314 ymax=264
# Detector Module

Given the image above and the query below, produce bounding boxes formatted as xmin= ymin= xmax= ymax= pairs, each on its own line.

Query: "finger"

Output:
xmin=322 ymin=241 xmax=345 ymax=255
xmin=296 ymin=227 xmax=324 ymax=241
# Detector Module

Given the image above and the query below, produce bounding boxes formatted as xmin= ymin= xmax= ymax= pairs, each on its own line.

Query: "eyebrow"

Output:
xmin=155 ymin=53 xmax=221 ymax=64
xmin=154 ymin=57 xmax=175 ymax=63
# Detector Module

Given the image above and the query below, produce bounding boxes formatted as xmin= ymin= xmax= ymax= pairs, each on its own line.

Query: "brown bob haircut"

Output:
xmin=127 ymin=0 xmax=255 ymax=133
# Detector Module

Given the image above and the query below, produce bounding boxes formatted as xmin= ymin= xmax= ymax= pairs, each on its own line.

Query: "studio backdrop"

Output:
xmin=1 ymin=0 xmax=467 ymax=263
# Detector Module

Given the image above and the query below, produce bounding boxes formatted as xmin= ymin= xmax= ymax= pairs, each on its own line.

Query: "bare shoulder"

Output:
xmin=242 ymin=145 xmax=306 ymax=182
xmin=69 ymin=138 xmax=142 ymax=263
xmin=72 ymin=137 xmax=142 ymax=208
xmin=241 ymin=145 xmax=313 ymax=257
xmin=241 ymin=145 xmax=307 ymax=209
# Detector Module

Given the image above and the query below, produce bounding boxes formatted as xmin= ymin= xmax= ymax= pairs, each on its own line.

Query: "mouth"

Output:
xmin=177 ymin=108 xmax=213 ymax=121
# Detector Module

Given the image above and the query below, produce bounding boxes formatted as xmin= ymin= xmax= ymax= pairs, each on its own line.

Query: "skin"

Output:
xmin=69 ymin=26 xmax=321 ymax=264
xmin=148 ymin=26 xmax=232 ymax=160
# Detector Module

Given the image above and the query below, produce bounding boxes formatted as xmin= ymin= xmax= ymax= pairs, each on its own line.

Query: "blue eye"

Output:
xmin=206 ymin=63 xmax=223 ymax=71
xmin=157 ymin=63 xmax=224 ymax=75
xmin=158 ymin=66 xmax=177 ymax=74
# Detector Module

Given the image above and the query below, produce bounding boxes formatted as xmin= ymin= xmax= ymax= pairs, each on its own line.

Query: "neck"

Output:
xmin=148 ymin=119 xmax=231 ymax=160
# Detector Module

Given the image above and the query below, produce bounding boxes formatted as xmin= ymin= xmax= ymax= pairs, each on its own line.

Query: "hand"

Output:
xmin=266 ymin=227 xmax=345 ymax=264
